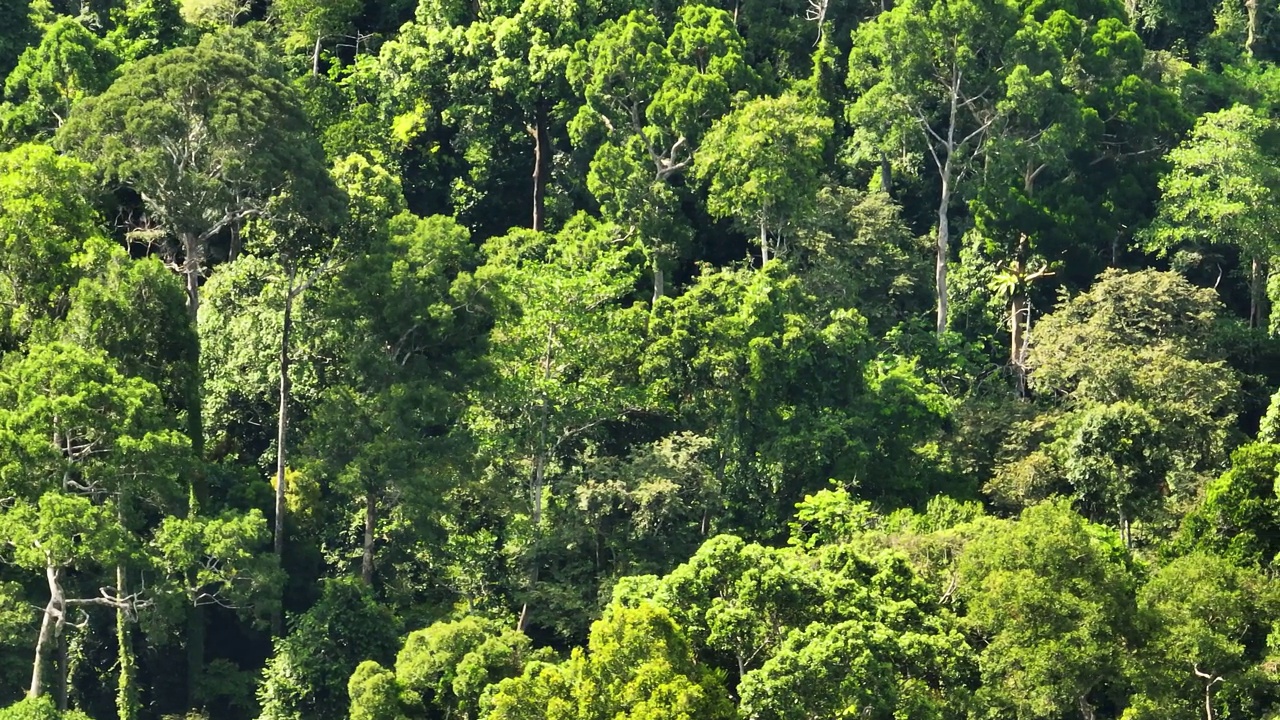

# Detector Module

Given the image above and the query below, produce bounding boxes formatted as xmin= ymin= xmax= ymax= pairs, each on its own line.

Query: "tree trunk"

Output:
xmin=182 ymin=232 xmax=201 ymax=320
xmin=185 ymin=598 xmax=203 ymax=707
xmin=30 ymin=599 xmax=54 ymax=699
xmin=229 ymin=225 xmax=242 ymax=263
xmin=1204 ymin=679 xmax=1215 ymax=720
xmin=531 ymin=104 xmax=550 ymax=233
xmin=1010 ymin=292 xmax=1028 ymax=394
xmin=759 ymin=216 xmax=770 ymax=265
xmin=531 ymin=448 xmax=547 ymax=527
xmin=652 ymin=263 xmax=665 ymax=304
xmin=1250 ymin=256 xmax=1267 ymax=330
xmin=55 ymin=632 xmax=68 ymax=711
xmin=115 ymin=566 xmax=137 ymax=720
xmin=181 ymin=232 xmax=204 ymax=462
xmin=879 ymin=153 xmax=892 ymax=196
xmin=361 ymin=491 xmax=376 ymax=585
xmin=1246 ymin=0 xmax=1259 ymax=56
xmin=1010 ymin=231 xmax=1031 ymax=396
xmin=531 ymin=325 xmax=554 ymax=527
xmin=273 ymin=271 xmax=295 ymax=635
xmin=181 ymin=231 xmax=206 ymax=704
xmin=31 ymin=567 xmax=63 ymax=700
xmin=1077 ymin=695 xmax=1096 ymax=720
xmin=312 ymin=35 xmax=323 ymax=76
xmin=935 ymin=166 xmax=952 ymax=335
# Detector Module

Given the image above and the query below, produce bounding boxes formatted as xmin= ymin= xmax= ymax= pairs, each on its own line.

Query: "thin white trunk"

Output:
xmin=361 ymin=492 xmax=376 ymax=585
xmin=272 ymin=270 xmax=295 ymax=635
xmin=935 ymin=166 xmax=952 ymax=335
xmin=30 ymin=566 xmax=63 ymax=700
xmin=759 ymin=217 xmax=770 ymax=265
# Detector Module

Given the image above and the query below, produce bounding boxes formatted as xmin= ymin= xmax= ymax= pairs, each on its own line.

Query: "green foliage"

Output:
xmin=737 ymin=620 xmax=895 ymax=720
xmin=990 ymin=270 xmax=1238 ymax=524
xmin=61 ymin=237 xmax=197 ymax=411
xmin=106 ymin=0 xmax=186 ymax=61
xmin=394 ymin=616 xmax=540 ymax=719
xmin=1177 ymin=442 xmax=1280 ymax=566
xmin=259 ymin=578 xmax=401 ymax=720
xmin=959 ymin=500 xmax=1136 ymax=718
xmin=1129 ymin=553 xmax=1279 ymax=719
xmin=348 ymin=661 xmax=411 ymax=720
xmin=1147 ymin=105 xmax=1280 ymax=322
xmin=0 ymin=341 xmax=190 ymax=505
xmin=0 ymin=1 xmax=36 ymax=83
xmin=788 ymin=186 xmax=932 ymax=333
xmin=693 ymin=92 xmax=830 ymax=261
xmin=0 ymin=697 xmax=92 ymax=720
xmin=566 ymin=4 xmax=753 ymax=284
xmin=150 ymin=509 xmax=282 ymax=622
xmin=3 ymin=1 xmax=1280 ymax=719
xmin=0 ymin=143 xmax=100 ymax=345
xmin=482 ymin=602 xmax=734 ymax=720
xmin=1 ymin=17 xmax=118 ymax=145
xmin=271 ymin=0 xmax=363 ymax=55
xmin=57 ymin=42 xmax=331 ymax=266
xmin=645 ymin=264 xmax=946 ymax=522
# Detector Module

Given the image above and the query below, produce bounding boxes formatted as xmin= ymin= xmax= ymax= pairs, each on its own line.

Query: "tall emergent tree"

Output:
xmin=56 ymin=39 xmax=334 ymax=453
xmin=848 ymin=0 xmax=1016 ymax=334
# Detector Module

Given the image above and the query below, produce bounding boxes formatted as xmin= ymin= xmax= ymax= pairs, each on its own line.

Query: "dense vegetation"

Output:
xmin=3 ymin=0 xmax=1280 ymax=718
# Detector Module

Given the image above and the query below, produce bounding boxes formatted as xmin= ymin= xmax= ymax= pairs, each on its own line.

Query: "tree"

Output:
xmin=1130 ymin=554 xmax=1278 ymax=720
xmin=567 ymin=4 xmax=754 ymax=295
xmin=258 ymin=578 xmax=400 ymax=720
xmin=0 ymin=493 xmax=132 ymax=704
xmin=344 ymin=615 xmax=545 ymax=720
xmin=0 ymin=143 xmax=102 ymax=348
xmin=0 ymin=342 xmax=190 ymax=714
xmin=482 ymin=602 xmax=734 ymax=720
xmin=787 ymin=185 xmax=932 ymax=335
xmin=653 ymin=535 xmax=827 ymax=681
xmin=1175 ymin=443 xmax=1280 ymax=567
xmin=58 ymin=41 xmax=330 ymax=324
xmin=0 ymin=697 xmax=91 ymax=720
xmin=271 ymin=0 xmax=363 ymax=75
xmin=1147 ymin=105 xmax=1280 ymax=328
xmin=395 ymin=617 xmax=540 ymax=719
xmin=964 ymin=3 xmax=1183 ymax=382
xmin=105 ymin=0 xmax=186 ymax=61
xmin=693 ymin=92 xmax=830 ymax=265
xmin=60 ymin=237 xmax=197 ymax=418
xmin=348 ymin=662 xmax=412 ymax=720
xmin=179 ymin=0 xmax=249 ymax=27
xmin=303 ymin=211 xmax=491 ymax=586
xmin=469 ymin=215 xmax=649 ymax=631
xmin=989 ymin=270 xmax=1239 ymax=528
xmin=848 ymin=0 xmax=1015 ymax=333
xmin=736 ymin=620 xmax=895 ymax=720
xmin=644 ymin=264 xmax=947 ymax=523
xmin=246 ymin=152 xmax=384 ymax=612
xmin=958 ymin=501 xmax=1137 ymax=719
xmin=57 ymin=40 xmax=334 ymax=462
xmin=1 ymin=17 xmax=119 ymax=145
xmin=1060 ymin=401 xmax=1170 ymax=536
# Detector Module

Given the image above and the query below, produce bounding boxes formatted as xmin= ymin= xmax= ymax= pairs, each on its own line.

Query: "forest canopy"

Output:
xmin=1 ymin=0 xmax=1280 ymax=719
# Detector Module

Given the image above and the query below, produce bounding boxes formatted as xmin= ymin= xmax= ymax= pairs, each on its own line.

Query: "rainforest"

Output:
xmin=0 ymin=0 xmax=1277 ymax=719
